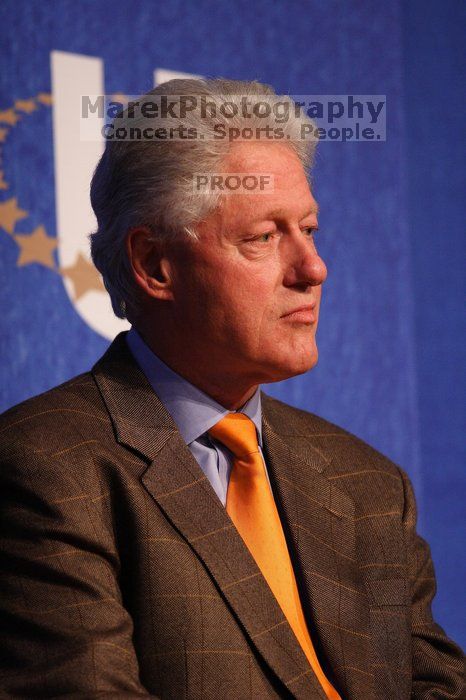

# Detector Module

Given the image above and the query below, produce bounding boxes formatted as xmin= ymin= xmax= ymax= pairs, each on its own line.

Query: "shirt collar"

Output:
xmin=126 ymin=328 xmax=263 ymax=447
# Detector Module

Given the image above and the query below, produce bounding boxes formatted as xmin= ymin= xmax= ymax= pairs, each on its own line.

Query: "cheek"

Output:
xmin=204 ymin=261 xmax=276 ymax=313
xmin=174 ymin=248 xmax=281 ymax=340
xmin=233 ymin=277 xmax=282 ymax=340
xmin=209 ymin=270 xmax=278 ymax=352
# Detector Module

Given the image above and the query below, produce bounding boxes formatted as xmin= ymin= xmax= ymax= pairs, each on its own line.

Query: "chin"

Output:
xmin=290 ymin=337 xmax=319 ymax=370
xmin=263 ymin=347 xmax=319 ymax=383
xmin=294 ymin=351 xmax=318 ymax=375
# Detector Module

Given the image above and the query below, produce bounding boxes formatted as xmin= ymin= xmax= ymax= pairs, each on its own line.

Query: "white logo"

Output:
xmin=51 ymin=51 xmax=199 ymax=340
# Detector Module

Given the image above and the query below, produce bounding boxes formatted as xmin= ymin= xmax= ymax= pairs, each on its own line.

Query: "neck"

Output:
xmin=193 ymin=381 xmax=258 ymax=411
xmin=134 ymin=325 xmax=259 ymax=411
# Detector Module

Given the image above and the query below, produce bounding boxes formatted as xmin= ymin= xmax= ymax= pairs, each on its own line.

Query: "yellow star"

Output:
xmin=110 ymin=93 xmax=129 ymax=104
xmin=0 ymin=128 xmax=8 ymax=143
xmin=37 ymin=93 xmax=53 ymax=106
xmin=0 ymin=197 xmax=28 ymax=233
xmin=60 ymin=252 xmax=105 ymax=300
xmin=0 ymin=109 xmax=20 ymax=126
xmin=14 ymin=226 xmax=57 ymax=268
xmin=15 ymin=99 xmax=37 ymax=114
xmin=0 ymin=172 xmax=8 ymax=190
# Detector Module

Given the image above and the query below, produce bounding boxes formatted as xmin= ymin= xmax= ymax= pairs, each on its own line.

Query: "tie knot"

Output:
xmin=208 ymin=413 xmax=259 ymax=458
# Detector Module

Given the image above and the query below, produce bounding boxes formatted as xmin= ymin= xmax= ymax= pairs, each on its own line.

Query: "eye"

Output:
xmin=302 ymin=226 xmax=318 ymax=238
xmin=258 ymin=232 xmax=273 ymax=243
xmin=245 ymin=232 xmax=275 ymax=244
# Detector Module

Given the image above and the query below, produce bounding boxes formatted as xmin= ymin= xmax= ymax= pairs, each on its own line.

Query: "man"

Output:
xmin=0 ymin=79 xmax=463 ymax=699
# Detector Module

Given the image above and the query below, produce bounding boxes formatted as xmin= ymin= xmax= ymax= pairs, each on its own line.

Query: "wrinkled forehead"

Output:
xmin=222 ymin=140 xmax=306 ymax=175
xmin=216 ymin=143 xmax=317 ymax=229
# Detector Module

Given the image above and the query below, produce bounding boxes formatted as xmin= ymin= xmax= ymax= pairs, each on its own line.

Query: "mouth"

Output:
xmin=281 ymin=304 xmax=317 ymax=324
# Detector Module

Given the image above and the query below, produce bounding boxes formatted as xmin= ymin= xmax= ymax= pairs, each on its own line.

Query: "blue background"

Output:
xmin=0 ymin=0 xmax=464 ymax=647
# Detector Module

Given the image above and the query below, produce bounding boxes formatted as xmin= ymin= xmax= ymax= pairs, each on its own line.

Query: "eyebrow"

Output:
xmin=255 ymin=205 xmax=319 ymax=222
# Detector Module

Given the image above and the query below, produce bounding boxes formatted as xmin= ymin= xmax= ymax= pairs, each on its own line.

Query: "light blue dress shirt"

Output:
xmin=126 ymin=328 xmax=272 ymax=506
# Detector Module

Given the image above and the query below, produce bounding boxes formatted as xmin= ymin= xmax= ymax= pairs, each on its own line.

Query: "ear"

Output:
xmin=126 ymin=227 xmax=174 ymax=301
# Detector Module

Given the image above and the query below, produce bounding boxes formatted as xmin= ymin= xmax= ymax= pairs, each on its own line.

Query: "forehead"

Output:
xmin=218 ymin=142 xmax=317 ymax=227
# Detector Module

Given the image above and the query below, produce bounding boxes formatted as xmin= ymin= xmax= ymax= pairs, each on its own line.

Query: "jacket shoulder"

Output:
xmin=262 ymin=391 xmax=352 ymax=435
xmin=261 ymin=392 xmax=402 ymax=479
xmin=0 ymin=372 xmax=109 ymax=455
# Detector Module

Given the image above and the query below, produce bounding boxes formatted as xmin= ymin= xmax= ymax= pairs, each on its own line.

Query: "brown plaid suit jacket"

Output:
xmin=0 ymin=333 xmax=463 ymax=699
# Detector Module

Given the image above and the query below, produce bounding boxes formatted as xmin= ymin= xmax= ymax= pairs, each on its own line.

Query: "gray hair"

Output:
xmin=89 ymin=78 xmax=317 ymax=320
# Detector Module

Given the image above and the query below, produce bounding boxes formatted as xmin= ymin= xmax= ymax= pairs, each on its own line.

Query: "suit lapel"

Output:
xmin=262 ymin=395 xmax=374 ymax=700
xmin=142 ymin=433 xmax=332 ymax=700
xmin=92 ymin=334 xmax=328 ymax=700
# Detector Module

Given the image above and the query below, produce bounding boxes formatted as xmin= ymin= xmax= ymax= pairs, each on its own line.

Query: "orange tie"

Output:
xmin=209 ymin=413 xmax=341 ymax=700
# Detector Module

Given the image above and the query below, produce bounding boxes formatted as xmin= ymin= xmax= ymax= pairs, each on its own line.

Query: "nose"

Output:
xmin=282 ymin=232 xmax=327 ymax=288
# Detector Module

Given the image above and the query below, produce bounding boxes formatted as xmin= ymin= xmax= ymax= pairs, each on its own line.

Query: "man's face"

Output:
xmin=167 ymin=142 xmax=327 ymax=387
